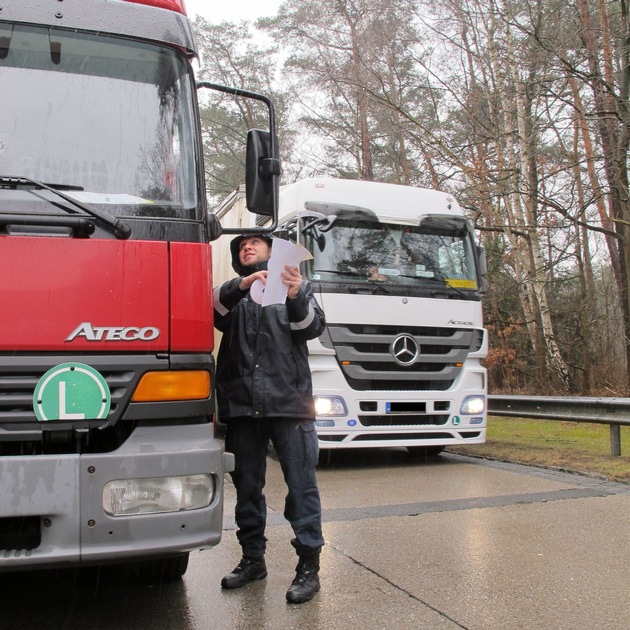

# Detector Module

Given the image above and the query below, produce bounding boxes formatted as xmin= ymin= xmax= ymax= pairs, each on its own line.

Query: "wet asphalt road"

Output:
xmin=1 ymin=450 xmax=630 ymax=630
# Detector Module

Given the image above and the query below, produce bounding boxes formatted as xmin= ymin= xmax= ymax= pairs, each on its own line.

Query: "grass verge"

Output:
xmin=447 ymin=416 xmax=630 ymax=482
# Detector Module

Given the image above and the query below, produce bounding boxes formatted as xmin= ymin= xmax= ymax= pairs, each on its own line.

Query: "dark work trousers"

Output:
xmin=225 ymin=417 xmax=324 ymax=559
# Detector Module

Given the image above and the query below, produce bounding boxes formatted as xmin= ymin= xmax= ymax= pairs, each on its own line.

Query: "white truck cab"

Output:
xmin=279 ymin=178 xmax=487 ymax=454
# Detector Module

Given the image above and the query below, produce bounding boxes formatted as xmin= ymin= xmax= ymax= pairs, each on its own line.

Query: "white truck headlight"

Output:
xmin=103 ymin=473 xmax=214 ymax=516
xmin=314 ymin=396 xmax=347 ymax=416
xmin=460 ymin=395 xmax=486 ymax=415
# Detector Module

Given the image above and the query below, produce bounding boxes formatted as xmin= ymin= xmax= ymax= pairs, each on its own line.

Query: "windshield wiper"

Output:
xmin=0 ymin=176 xmax=131 ymax=239
xmin=313 ymin=269 xmax=391 ymax=294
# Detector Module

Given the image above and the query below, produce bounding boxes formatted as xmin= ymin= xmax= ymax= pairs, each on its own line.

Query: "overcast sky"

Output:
xmin=184 ymin=0 xmax=283 ymax=23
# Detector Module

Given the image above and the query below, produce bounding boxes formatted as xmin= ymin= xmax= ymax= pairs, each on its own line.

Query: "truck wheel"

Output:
xmin=407 ymin=446 xmax=445 ymax=459
xmin=133 ymin=553 xmax=190 ymax=583
xmin=318 ymin=449 xmax=333 ymax=466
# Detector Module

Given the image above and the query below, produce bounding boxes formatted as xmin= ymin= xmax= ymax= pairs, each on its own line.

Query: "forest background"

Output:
xmin=193 ymin=0 xmax=630 ymax=397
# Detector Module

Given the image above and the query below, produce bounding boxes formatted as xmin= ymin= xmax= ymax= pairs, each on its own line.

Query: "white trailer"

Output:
xmin=213 ymin=178 xmax=487 ymax=454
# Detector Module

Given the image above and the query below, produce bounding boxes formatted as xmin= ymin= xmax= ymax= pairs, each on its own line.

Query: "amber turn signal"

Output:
xmin=131 ymin=370 xmax=211 ymax=402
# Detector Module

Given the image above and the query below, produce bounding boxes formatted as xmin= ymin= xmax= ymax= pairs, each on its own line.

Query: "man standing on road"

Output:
xmin=213 ymin=233 xmax=326 ymax=604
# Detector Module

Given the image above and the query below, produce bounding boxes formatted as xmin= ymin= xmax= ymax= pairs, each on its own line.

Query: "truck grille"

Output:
xmin=326 ymin=324 xmax=483 ymax=391
xmin=358 ymin=414 xmax=449 ymax=426
xmin=0 ymin=354 xmax=213 ymax=455
xmin=0 ymin=354 xmax=168 ymax=454
xmin=0 ymin=355 xmax=151 ymax=427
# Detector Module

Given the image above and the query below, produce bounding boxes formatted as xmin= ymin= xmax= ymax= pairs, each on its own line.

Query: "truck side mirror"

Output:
xmin=196 ymin=82 xmax=280 ymax=234
xmin=245 ymin=129 xmax=280 ymax=217
xmin=207 ymin=213 xmax=222 ymax=241
xmin=476 ymin=245 xmax=488 ymax=293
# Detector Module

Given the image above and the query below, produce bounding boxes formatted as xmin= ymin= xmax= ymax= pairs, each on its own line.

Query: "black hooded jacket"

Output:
xmin=213 ymin=240 xmax=326 ymax=421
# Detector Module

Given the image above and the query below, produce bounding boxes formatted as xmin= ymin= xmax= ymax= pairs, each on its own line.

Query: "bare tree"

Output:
xmin=193 ymin=0 xmax=630 ymax=393
xmin=262 ymin=0 xmax=424 ymax=183
xmin=193 ymin=18 xmax=291 ymax=201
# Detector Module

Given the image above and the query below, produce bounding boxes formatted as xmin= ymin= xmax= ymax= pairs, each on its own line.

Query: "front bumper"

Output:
xmin=0 ymin=424 xmax=232 ymax=570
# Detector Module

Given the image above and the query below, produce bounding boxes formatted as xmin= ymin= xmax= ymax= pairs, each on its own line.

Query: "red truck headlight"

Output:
xmin=103 ymin=473 xmax=215 ymax=516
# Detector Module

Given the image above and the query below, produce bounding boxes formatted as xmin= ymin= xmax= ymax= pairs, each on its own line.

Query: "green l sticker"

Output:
xmin=33 ymin=362 xmax=111 ymax=422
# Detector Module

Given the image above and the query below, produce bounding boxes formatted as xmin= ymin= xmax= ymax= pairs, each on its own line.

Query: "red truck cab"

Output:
xmin=0 ymin=0 xmax=278 ymax=579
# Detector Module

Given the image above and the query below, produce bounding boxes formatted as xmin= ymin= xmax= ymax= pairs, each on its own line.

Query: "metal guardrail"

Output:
xmin=487 ymin=395 xmax=630 ymax=457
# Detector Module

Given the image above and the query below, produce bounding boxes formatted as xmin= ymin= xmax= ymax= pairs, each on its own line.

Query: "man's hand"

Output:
xmin=282 ymin=265 xmax=302 ymax=299
xmin=239 ymin=270 xmax=267 ymax=291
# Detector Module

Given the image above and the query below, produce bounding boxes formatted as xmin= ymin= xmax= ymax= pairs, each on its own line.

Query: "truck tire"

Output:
xmin=133 ymin=552 xmax=190 ymax=583
xmin=407 ymin=445 xmax=445 ymax=459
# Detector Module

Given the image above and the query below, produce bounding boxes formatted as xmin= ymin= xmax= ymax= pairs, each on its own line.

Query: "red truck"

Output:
xmin=0 ymin=0 xmax=279 ymax=580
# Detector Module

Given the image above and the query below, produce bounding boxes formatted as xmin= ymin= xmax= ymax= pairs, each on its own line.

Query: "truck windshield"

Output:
xmin=0 ymin=24 xmax=197 ymax=220
xmin=303 ymin=211 xmax=479 ymax=291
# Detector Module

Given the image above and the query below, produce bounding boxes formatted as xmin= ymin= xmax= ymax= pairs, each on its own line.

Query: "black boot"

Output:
xmin=221 ymin=556 xmax=267 ymax=589
xmin=286 ymin=554 xmax=320 ymax=604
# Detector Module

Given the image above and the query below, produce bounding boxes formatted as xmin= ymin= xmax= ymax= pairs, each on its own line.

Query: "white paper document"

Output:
xmin=250 ymin=238 xmax=312 ymax=306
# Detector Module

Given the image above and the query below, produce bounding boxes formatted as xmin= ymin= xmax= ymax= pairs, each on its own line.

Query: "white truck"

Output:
xmin=213 ymin=178 xmax=487 ymax=455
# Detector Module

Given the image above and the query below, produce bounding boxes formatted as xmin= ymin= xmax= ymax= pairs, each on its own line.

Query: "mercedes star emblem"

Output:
xmin=391 ymin=334 xmax=419 ymax=366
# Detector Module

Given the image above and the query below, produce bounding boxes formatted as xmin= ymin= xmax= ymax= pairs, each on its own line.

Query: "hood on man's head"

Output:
xmin=230 ymin=233 xmax=273 ymax=275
